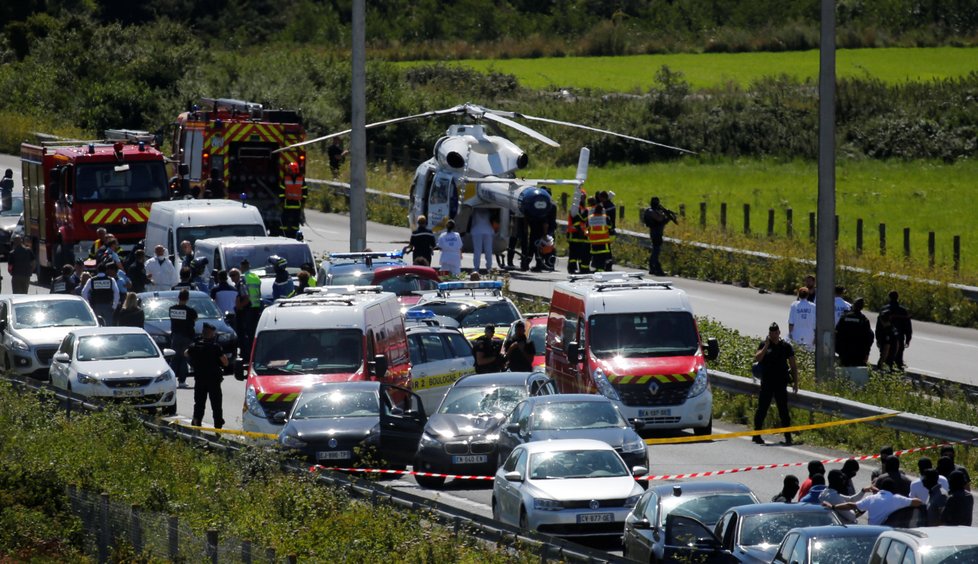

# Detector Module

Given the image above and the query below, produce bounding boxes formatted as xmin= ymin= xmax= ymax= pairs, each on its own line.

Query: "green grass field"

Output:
xmin=405 ymin=47 xmax=978 ymax=90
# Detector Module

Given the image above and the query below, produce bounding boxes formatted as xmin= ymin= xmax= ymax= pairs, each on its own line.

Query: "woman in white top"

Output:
xmin=436 ymin=220 xmax=463 ymax=276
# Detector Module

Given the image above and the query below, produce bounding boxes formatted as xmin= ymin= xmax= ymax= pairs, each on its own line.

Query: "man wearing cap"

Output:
xmin=752 ymin=322 xmax=798 ymax=445
xmin=169 ymin=288 xmax=198 ymax=388
xmin=835 ymin=297 xmax=875 ymax=367
xmin=186 ymin=322 xmax=228 ymax=428
xmin=8 ymin=235 xmax=35 ymax=294
xmin=82 ymin=261 xmax=120 ymax=324
xmin=472 ymin=325 xmax=503 ymax=374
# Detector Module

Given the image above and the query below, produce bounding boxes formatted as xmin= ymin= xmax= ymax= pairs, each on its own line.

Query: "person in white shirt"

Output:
xmin=788 ymin=287 xmax=816 ymax=349
xmin=145 ymin=245 xmax=179 ymax=291
xmin=469 ymin=208 xmax=495 ymax=273
xmin=833 ymin=285 xmax=852 ymax=325
xmin=909 ymin=457 xmax=949 ymax=502
xmin=436 ymin=220 xmax=463 ymax=276
xmin=819 ymin=470 xmax=867 ymax=524
xmin=826 ymin=476 xmax=922 ymax=526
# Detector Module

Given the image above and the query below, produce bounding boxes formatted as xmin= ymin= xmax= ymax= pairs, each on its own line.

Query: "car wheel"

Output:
xmin=162 ymin=402 xmax=177 ymax=416
xmin=693 ymin=417 xmax=713 ymax=437
xmin=414 ymin=469 xmax=446 ymax=489
xmin=519 ymin=507 xmax=529 ymax=531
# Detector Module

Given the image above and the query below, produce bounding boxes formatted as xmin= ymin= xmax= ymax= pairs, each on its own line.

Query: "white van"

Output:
xmin=144 ymin=199 xmax=266 ymax=258
xmin=193 ymin=236 xmax=315 ymax=303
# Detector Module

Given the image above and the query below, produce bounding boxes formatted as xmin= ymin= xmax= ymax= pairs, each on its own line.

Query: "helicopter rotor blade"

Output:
xmin=272 ymin=105 xmax=467 ymax=154
xmin=514 ymin=113 xmax=696 ymax=155
xmin=481 ymin=111 xmax=560 ymax=148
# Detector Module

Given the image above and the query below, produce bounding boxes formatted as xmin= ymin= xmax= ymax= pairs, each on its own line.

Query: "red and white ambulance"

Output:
xmin=545 ymin=273 xmax=719 ymax=435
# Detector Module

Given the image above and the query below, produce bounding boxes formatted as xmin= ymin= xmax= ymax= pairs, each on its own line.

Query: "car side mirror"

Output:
xmin=369 ymin=354 xmax=388 ymax=379
xmin=566 ymin=341 xmax=580 ymax=363
xmin=234 ymin=359 xmax=246 ymax=381
xmin=504 ymin=471 xmax=523 ymax=483
xmin=630 ymin=419 xmax=645 ymax=430
xmin=631 ymin=517 xmax=652 ymax=530
xmin=163 ymin=348 xmax=176 ymax=358
xmin=97 ymin=316 xmax=106 ymax=327
xmin=705 ymin=337 xmax=720 ymax=361
xmin=505 ymin=423 xmax=520 ymax=434
xmin=53 ymin=352 xmax=70 ymax=363
xmin=271 ymin=411 xmax=287 ymax=424
xmin=694 ymin=537 xmax=721 ymax=550
xmin=0 ymin=319 xmax=6 ymax=332
xmin=632 ymin=466 xmax=648 ymax=477
xmin=390 ymin=406 xmax=404 ymax=416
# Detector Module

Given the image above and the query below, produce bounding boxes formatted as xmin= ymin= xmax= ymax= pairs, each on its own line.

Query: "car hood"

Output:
xmin=14 ymin=326 xmax=96 ymax=347
xmin=592 ymin=355 xmax=701 ymax=378
xmin=0 ymin=216 xmax=19 ymax=232
xmin=252 ymin=372 xmax=363 ymax=395
xmin=426 ymin=413 xmax=505 ymax=439
xmin=77 ymin=357 xmax=167 ymax=378
xmin=143 ymin=318 xmax=234 ymax=337
xmin=284 ymin=417 xmax=378 ymax=441
xmin=527 ymin=427 xmax=638 ymax=449
xmin=530 ymin=475 xmax=641 ymax=501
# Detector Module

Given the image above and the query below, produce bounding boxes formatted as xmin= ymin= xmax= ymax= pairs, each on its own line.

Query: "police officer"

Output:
xmin=82 ymin=261 xmax=120 ymax=324
xmin=835 ymin=298 xmax=875 ymax=367
xmin=169 ymin=288 xmax=198 ymax=388
xmin=643 ymin=196 xmax=678 ymax=276
xmin=472 ymin=325 xmax=503 ymax=374
xmin=186 ymin=322 xmax=228 ymax=428
xmin=752 ymin=322 xmax=799 ymax=446
xmin=269 ymin=255 xmax=294 ymax=300
xmin=236 ymin=259 xmax=262 ymax=360
xmin=51 ymin=265 xmax=77 ymax=295
xmin=566 ymin=192 xmax=590 ymax=274
xmin=405 ymin=215 xmax=436 ymax=266
xmin=210 ymin=270 xmax=238 ymax=314
xmin=588 ymin=203 xmax=612 ymax=272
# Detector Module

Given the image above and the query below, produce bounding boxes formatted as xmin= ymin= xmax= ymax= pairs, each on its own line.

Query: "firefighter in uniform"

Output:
xmin=279 ymin=161 xmax=307 ymax=239
xmin=236 ymin=259 xmax=262 ymax=361
xmin=588 ymin=203 xmax=612 ymax=272
xmin=269 ymin=255 xmax=295 ymax=300
xmin=82 ymin=262 xmax=121 ymax=325
xmin=186 ymin=322 xmax=228 ymax=428
xmin=169 ymin=288 xmax=198 ymax=388
xmin=566 ymin=192 xmax=591 ymax=274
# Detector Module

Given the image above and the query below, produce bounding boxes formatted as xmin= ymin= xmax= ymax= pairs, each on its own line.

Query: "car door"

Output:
xmin=496 ymin=447 xmax=528 ymax=524
xmin=665 ymin=515 xmax=734 ymax=563
xmin=378 ymin=384 xmax=427 ymax=467
xmin=623 ymin=491 xmax=657 ymax=560
xmin=410 ymin=332 xmax=461 ymax=409
xmin=0 ymin=300 xmax=9 ymax=365
xmin=50 ymin=333 xmax=74 ymax=389
xmin=496 ymin=400 xmax=531 ymax=465
xmin=526 ymin=373 xmax=557 ymax=396
xmin=772 ymin=532 xmax=800 ymax=564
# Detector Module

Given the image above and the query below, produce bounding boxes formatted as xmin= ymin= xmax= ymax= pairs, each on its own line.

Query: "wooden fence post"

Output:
xmin=767 ymin=209 xmax=775 ymax=237
xmin=904 ymin=228 xmax=911 ymax=258
xmin=168 ymin=515 xmax=179 ymax=561
xmin=834 ymin=214 xmax=839 ymax=242
xmin=401 ymin=145 xmax=410 ymax=167
xmin=679 ymin=203 xmax=686 ymax=218
xmin=367 ymin=140 xmax=375 ymax=162
xmin=879 ymin=223 xmax=887 ymax=256
xmin=856 ymin=219 xmax=863 ymax=254
xmin=418 ymin=147 xmax=427 ymax=163
xmin=559 ymin=192 xmax=568 ymax=213
xmin=954 ymin=236 xmax=961 ymax=272
xmin=385 ymin=143 xmax=393 ymax=174
xmin=786 ymin=208 xmax=793 ymax=238
xmin=743 ymin=203 xmax=750 ymax=234
xmin=809 ymin=212 xmax=816 ymax=241
xmin=206 ymin=529 xmax=218 ymax=564
xmin=720 ymin=203 xmax=727 ymax=231
xmin=928 ymin=232 xmax=936 ymax=267
xmin=699 ymin=202 xmax=706 ymax=228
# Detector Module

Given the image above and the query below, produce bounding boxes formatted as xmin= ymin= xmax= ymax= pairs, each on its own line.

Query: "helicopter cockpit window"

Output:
xmin=430 ymin=175 xmax=451 ymax=205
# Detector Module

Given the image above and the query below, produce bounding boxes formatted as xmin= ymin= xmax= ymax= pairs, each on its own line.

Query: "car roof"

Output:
xmin=301 ymin=381 xmax=381 ymax=393
xmin=789 ymin=524 xmax=890 ymax=539
xmin=727 ymin=502 xmax=834 ymax=516
xmin=1 ymin=294 xmax=90 ymax=304
xmin=194 ymin=236 xmax=308 ymax=247
xmin=648 ymin=481 xmax=754 ymax=497
xmin=68 ymin=326 xmax=151 ymax=337
xmin=371 ymin=265 xmax=440 ymax=282
xmin=520 ymin=438 xmax=616 ymax=454
xmin=524 ymin=393 xmax=611 ymax=405
xmin=878 ymin=526 xmax=978 ymax=548
xmin=453 ymin=371 xmax=547 ymax=388
xmin=405 ymin=323 xmax=465 ymax=336
xmin=137 ymin=290 xmax=212 ymax=299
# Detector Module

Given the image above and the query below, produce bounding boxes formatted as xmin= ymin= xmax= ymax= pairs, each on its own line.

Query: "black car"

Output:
xmin=412 ymin=371 xmax=556 ymax=489
xmin=496 ymin=394 xmax=649 ymax=471
xmin=137 ymin=290 xmax=238 ymax=363
xmin=278 ymin=382 xmax=426 ymax=469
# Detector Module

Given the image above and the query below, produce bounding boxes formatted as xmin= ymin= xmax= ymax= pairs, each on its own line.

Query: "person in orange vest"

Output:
xmin=588 ymin=203 xmax=612 ymax=272
xmin=279 ymin=161 xmax=307 ymax=239
xmin=566 ymin=192 xmax=590 ymax=274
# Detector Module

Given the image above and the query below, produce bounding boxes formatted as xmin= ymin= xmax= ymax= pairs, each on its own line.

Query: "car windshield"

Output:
xmin=220 ymin=244 xmax=313 ymax=274
xmin=439 ymin=385 xmax=527 ymax=415
xmin=77 ymin=333 xmax=159 ymax=361
xmin=589 ymin=311 xmax=699 ymax=358
xmin=1 ymin=197 xmax=23 ymax=216
xmin=141 ymin=296 xmax=223 ymax=321
xmin=419 ymin=301 xmax=520 ymax=328
xmin=809 ymin=536 xmax=880 ymax=564
xmin=12 ymin=301 xmax=97 ymax=329
xmin=378 ymin=274 xmax=440 ymax=296
xmin=738 ymin=512 xmax=837 ymax=547
xmin=291 ymin=389 xmax=379 ymax=419
xmin=531 ymin=400 xmax=625 ymax=431
xmin=252 ymin=329 xmax=362 ymax=375
xmin=923 ymin=546 xmax=978 ymax=564
xmin=329 ymin=269 xmax=375 ymax=286
xmin=660 ymin=493 xmax=757 ymax=528
xmin=75 ymin=162 xmax=168 ymax=202
xmin=528 ymin=324 xmax=546 ymax=353
xmin=176 ymin=224 xmax=265 ymax=247
xmin=528 ymin=449 xmax=628 ymax=480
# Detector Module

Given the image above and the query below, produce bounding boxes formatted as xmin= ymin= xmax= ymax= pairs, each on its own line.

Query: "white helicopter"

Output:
xmin=277 ymin=103 xmax=690 ymax=255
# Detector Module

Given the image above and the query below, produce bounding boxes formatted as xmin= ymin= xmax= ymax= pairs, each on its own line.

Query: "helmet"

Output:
xmin=287 ymin=161 xmax=300 ymax=176
xmin=268 ymin=255 xmax=287 ymax=270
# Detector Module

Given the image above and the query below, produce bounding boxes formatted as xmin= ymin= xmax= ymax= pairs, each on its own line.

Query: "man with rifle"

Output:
xmin=642 ymin=196 xmax=678 ymax=276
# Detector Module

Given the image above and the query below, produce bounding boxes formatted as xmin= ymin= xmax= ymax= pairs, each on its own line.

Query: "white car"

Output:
xmin=870 ymin=527 xmax=978 ymax=564
xmin=49 ymin=327 xmax=177 ymax=415
xmin=491 ymin=438 xmax=647 ymax=537
xmin=0 ymin=294 xmax=100 ymax=379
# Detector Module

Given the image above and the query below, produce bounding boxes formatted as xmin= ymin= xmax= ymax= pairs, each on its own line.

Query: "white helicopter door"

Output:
xmin=426 ymin=172 xmax=457 ymax=229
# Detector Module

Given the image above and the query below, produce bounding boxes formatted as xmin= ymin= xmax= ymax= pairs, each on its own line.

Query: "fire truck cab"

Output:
xmin=545 ymin=273 xmax=720 ymax=435
xmin=169 ymin=98 xmax=306 ymax=236
xmin=21 ymin=130 xmax=169 ymax=283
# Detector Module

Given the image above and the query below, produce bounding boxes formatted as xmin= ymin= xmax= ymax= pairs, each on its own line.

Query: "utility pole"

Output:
xmin=815 ymin=0 xmax=836 ymax=380
xmin=349 ymin=0 xmax=367 ymax=251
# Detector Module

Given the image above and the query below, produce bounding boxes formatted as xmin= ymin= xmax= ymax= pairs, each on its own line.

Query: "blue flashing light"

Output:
xmin=405 ymin=309 xmax=436 ymax=321
xmin=437 ymin=281 xmax=503 ymax=292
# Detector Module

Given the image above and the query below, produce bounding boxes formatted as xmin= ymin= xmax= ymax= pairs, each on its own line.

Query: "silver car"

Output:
xmin=0 ymin=294 xmax=100 ymax=379
xmin=491 ymin=438 xmax=647 ymax=537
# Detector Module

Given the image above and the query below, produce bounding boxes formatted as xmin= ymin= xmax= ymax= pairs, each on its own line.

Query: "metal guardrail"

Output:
xmin=2 ymin=376 xmax=623 ymax=564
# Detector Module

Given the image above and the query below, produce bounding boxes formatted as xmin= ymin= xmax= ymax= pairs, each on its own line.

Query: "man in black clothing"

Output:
xmin=8 ymin=235 xmax=34 ymax=294
xmin=503 ymin=320 xmax=536 ymax=372
xmin=405 ymin=215 xmax=436 ymax=266
xmin=835 ymin=297 xmax=875 ymax=367
xmin=186 ymin=322 xmax=228 ymax=428
xmin=880 ymin=291 xmax=912 ymax=369
xmin=752 ymin=322 xmax=799 ymax=445
xmin=943 ymin=471 xmax=973 ymax=526
xmin=841 ymin=459 xmax=860 ymax=496
xmin=772 ymin=475 xmax=800 ymax=503
xmin=169 ymin=289 xmax=198 ymax=388
xmin=0 ymin=169 xmax=12 ymax=212
xmin=472 ymin=325 xmax=503 ymax=374
xmin=643 ymin=196 xmax=678 ymax=276
xmin=939 ymin=445 xmax=971 ymax=489
xmin=873 ymin=455 xmax=912 ymax=497
xmin=51 ymin=265 xmax=77 ymax=294
xmin=172 ymin=266 xmax=199 ymax=291
xmin=126 ymin=249 xmax=149 ymax=293
xmin=327 ymin=138 xmax=348 ymax=178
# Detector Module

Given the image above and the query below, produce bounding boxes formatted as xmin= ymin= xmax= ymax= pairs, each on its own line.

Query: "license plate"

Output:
xmin=451 ymin=455 xmax=488 ymax=464
xmin=577 ymin=513 xmax=613 ymax=524
xmin=317 ymin=451 xmax=352 ymax=460
xmin=638 ymin=408 xmax=672 ymax=417
xmin=112 ymin=389 xmax=144 ymax=397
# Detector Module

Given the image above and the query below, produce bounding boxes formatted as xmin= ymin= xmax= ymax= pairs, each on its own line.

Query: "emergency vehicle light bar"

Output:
xmin=303 ymin=285 xmax=383 ymax=295
xmin=327 ymin=251 xmax=404 ymax=261
xmin=104 ymin=129 xmax=155 ymax=144
xmin=568 ymin=271 xmax=645 ymax=283
xmin=405 ymin=309 xmax=437 ymax=321
xmin=437 ymin=281 xmax=503 ymax=293
xmin=593 ymin=280 xmax=673 ymax=292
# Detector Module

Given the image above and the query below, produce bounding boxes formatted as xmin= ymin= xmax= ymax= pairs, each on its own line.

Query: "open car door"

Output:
xmin=379 ymin=384 xmax=427 ymax=467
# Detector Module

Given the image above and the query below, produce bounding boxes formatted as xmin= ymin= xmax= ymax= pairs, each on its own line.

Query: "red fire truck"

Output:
xmin=169 ymin=98 xmax=307 ymax=236
xmin=21 ymin=130 xmax=169 ymax=283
